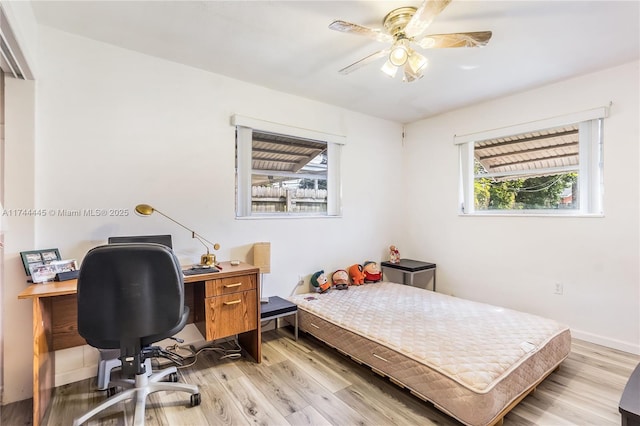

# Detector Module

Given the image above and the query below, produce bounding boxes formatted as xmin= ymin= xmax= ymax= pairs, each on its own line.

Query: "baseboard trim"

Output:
xmin=571 ymin=329 xmax=640 ymax=355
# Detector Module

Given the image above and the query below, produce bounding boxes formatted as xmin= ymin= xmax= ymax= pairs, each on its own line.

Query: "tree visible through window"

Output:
xmin=458 ymin=110 xmax=605 ymax=215
xmin=474 ymin=160 xmax=579 ymax=210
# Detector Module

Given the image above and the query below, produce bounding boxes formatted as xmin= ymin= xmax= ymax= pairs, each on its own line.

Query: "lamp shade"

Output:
xmin=380 ymin=59 xmax=399 ymax=78
xmin=135 ymin=204 xmax=155 ymax=216
xmin=389 ymin=39 xmax=410 ymax=67
xmin=407 ymin=50 xmax=428 ymax=75
xmin=253 ymin=242 xmax=271 ymax=274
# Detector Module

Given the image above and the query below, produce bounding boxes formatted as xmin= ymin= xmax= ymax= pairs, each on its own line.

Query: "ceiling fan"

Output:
xmin=329 ymin=0 xmax=492 ymax=82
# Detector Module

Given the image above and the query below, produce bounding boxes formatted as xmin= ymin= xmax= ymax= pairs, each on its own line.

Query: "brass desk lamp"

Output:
xmin=134 ymin=204 xmax=220 ymax=266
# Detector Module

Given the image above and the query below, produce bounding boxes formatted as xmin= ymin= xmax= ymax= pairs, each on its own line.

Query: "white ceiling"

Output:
xmin=30 ymin=0 xmax=640 ymax=123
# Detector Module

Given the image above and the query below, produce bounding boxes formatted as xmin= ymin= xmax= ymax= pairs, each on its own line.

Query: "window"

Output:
xmin=233 ymin=115 xmax=343 ymax=218
xmin=457 ymin=108 xmax=606 ymax=215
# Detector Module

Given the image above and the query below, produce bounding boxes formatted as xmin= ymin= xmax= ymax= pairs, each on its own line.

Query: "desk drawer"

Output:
xmin=205 ymin=290 xmax=257 ymax=340
xmin=206 ymin=274 xmax=256 ymax=297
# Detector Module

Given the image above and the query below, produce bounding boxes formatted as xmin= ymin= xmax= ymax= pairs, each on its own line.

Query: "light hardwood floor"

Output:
xmin=2 ymin=328 xmax=638 ymax=426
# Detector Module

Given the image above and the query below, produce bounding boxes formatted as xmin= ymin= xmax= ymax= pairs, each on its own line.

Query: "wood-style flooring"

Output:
xmin=2 ymin=328 xmax=639 ymax=426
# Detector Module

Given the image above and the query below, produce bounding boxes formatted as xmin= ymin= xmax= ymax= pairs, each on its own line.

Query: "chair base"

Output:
xmin=97 ymin=355 xmax=121 ymax=390
xmin=97 ymin=350 xmax=153 ymax=391
xmin=73 ymin=365 xmax=200 ymax=426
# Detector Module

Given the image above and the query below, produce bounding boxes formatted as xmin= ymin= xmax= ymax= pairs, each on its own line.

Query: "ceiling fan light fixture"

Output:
xmin=380 ymin=59 xmax=398 ymax=78
xmin=407 ymin=50 xmax=428 ymax=74
xmin=330 ymin=1 xmax=492 ymax=81
xmin=403 ymin=61 xmax=424 ymax=83
xmin=389 ymin=39 xmax=410 ymax=66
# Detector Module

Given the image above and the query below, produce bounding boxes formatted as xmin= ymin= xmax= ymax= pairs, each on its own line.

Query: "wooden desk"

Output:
xmin=18 ymin=261 xmax=261 ymax=426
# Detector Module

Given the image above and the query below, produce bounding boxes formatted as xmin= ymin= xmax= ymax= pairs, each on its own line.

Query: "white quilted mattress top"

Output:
xmin=288 ymin=282 xmax=569 ymax=393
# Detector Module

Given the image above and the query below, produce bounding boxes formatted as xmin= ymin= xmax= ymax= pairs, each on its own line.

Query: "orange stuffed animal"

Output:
xmin=348 ymin=264 xmax=365 ymax=285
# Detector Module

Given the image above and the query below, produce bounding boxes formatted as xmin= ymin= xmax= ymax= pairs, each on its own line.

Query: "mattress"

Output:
xmin=288 ymin=282 xmax=571 ymax=426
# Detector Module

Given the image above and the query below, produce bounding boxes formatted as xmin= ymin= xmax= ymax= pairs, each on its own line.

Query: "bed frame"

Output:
xmin=291 ymin=285 xmax=571 ymax=426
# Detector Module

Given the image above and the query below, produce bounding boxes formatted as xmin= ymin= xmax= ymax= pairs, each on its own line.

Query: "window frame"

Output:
xmin=232 ymin=115 xmax=344 ymax=218
xmin=456 ymin=107 xmax=607 ymax=216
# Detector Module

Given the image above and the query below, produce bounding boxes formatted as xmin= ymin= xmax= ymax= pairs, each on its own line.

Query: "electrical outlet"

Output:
xmin=296 ymin=275 xmax=304 ymax=286
xmin=554 ymin=282 xmax=563 ymax=295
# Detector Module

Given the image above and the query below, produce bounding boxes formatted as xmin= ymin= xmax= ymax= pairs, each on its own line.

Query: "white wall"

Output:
xmin=33 ymin=25 xmax=403 ymax=287
xmin=403 ymin=61 xmax=640 ymax=354
xmin=0 ymin=25 xmax=403 ymax=403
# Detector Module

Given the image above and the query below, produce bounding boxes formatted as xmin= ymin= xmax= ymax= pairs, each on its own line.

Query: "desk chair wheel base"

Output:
xmin=73 ymin=365 xmax=200 ymax=426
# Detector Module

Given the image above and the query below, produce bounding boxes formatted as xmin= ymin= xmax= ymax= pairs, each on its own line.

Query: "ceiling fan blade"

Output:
xmin=329 ymin=20 xmax=394 ymax=43
xmin=338 ymin=49 xmax=389 ymax=75
xmin=416 ymin=31 xmax=492 ymax=49
xmin=404 ymin=0 xmax=453 ymax=38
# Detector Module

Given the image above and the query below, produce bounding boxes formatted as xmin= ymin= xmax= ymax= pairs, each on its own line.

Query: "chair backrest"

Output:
xmin=77 ymin=243 xmax=185 ymax=350
xmin=107 ymin=234 xmax=173 ymax=249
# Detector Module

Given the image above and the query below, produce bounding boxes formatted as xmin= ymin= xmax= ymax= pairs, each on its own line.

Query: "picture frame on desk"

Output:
xmin=20 ymin=248 xmax=61 ymax=271
xmin=20 ymin=248 xmax=61 ymax=278
xmin=29 ymin=259 xmax=78 ymax=283
xmin=29 ymin=263 xmax=57 ymax=283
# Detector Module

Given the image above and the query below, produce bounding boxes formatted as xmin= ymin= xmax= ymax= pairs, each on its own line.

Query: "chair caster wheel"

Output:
xmin=190 ymin=393 xmax=201 ymax=407
xmin=169 ymin=372 xmax=178 ymax=382
xmin=106 ymin=387 xmax=117 ymax=397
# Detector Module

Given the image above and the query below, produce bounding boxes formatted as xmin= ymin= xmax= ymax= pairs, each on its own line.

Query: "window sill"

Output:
xmin=236 ymin=214 xmax=342 ymax=220
xmin=458 ymin=212 xmax=604 ymax=218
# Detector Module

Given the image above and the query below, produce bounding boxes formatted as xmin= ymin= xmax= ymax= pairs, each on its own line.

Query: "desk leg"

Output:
xmin=32 ymin=297 xmax=55 ymax=426
xmin=238 ymin=329 xmax=262 ymax=363
xmin=238 ymin=278 xmax=262 ymax=364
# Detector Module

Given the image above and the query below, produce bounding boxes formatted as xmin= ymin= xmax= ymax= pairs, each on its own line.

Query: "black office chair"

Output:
xmin=94 ymin=234 xmax=174 ymax=390
xmin=73 ymin=243 xmax=201 ymax=425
